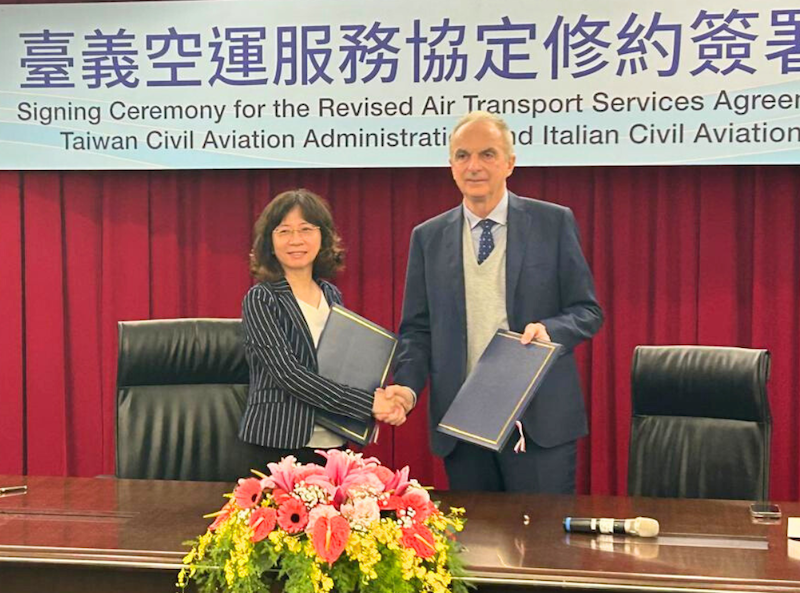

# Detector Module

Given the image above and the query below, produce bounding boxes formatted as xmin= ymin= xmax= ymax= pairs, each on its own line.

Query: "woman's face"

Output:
xmin=271 ymin=206 xmax=322 ymax=276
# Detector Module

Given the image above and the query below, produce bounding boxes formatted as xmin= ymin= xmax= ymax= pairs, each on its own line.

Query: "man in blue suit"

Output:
xmin=389 ymin=111 xmax=603 ymax=493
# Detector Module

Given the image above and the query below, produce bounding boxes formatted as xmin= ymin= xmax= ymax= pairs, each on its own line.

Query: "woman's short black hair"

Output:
xmin=249 ymin=188 xmax=345 ymax=282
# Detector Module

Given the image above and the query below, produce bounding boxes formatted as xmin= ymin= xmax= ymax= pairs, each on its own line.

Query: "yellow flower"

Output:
xmin=345 ymin=531 xmax=381 ymax=581
xmin=428 ymin=514 xmax=447 ymax=531
xmin=400 ymin=547 xmax=419 ymax=580
xmin=196 ymin=532 xmax=212 ymax=560
xmin=268 ymin=530 xmax=284 ymax=552
xmin=309 ymin=562 xmax=335 ymax=593
xmin=182 ymin=549 xmax=196 ymax=565
xmin=223 ymin=558 xmax=236 ymax=586
xmin=285 ymin=536 xmax=301 ymax=553
xmin=423 ymin=569 xmax=451 ymax=593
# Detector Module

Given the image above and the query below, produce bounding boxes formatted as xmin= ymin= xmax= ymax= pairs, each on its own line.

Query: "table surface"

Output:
xmin=1 ymin=475 xmax=799 ymax=592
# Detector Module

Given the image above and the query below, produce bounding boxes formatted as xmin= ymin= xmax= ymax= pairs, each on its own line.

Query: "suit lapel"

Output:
xmin=506 ymin=193 xmax=532 ymax=325
xmin=271 ymin=279 xmax=317 ymax=370
xmin=319 ymin=280 xmax=342 ymax=307
xmin=442 ymin=206 xmax=467 ymax=382
xmin=442 ymin=206 xmax=466 ymax=331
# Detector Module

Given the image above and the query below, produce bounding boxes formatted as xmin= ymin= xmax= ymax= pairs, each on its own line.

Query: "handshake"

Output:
xmin=372 ymin=385 xmax=415 ymax=427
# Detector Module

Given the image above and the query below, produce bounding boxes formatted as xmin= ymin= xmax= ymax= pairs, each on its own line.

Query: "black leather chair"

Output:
xmin=116 ymin=318 xmax=266 ymax=481
xmin=627 ymin=345 xmax=771 ymax=500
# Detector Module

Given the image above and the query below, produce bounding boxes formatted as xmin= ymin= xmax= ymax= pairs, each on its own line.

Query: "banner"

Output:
xmin=1 ymin=0 xmax=800 ymax=169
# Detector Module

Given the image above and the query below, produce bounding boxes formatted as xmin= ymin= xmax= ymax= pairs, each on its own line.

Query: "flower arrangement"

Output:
xmin=178 ymin=450 xmax=469 ymax=593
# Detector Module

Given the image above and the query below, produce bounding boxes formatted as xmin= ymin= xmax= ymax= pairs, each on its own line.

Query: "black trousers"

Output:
xmin=443 ymin=438 xmax=578 ymax=493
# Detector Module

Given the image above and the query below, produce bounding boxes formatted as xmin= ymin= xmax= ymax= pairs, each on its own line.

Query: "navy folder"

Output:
xmin=315 ymin=304 xmax=397 ymax=445
xmin=437 ymin=329 xmax=563 ymax=451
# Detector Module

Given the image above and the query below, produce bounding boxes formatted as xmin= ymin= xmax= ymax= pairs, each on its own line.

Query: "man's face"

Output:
xmin=449 ymin=120 xmax=516 ymax=208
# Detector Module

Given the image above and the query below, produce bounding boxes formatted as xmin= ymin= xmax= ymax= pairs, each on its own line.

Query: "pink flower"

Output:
xmin=372 ymin=465 xmax=395 ymax=487
xmin=265 ymin=456 xmax=300 ymax=492
xmin=401 ymin=523 xmax=437 ymax=559
xmin=404 ymin=485 xmax=430 ymax=504
xmin=306 ymin=504 xmax=341 ymax=534
xmin=249 ymin=507 xmax=277 ymax=542
xmin=317 ymin=449 xmax=379 ymax=486
xmin=304 ymin=475 xmax=336 ymax=499
xmin=311 ymin=515 xmax=350 ymax=564
xmin=384 ymin=466 xmax=411 ymax=495
xmin=277 ymin=498 xmax=308 ymax=534
xmin=271 ymin=488 xmax=293 ymax=505
xmin=234 ymin=478 xmax=263 ymax=509
xmin=296 ymin=464 xmax=326 ymax=482
xmin=340 ymin=497 xmax=381 ymax=529
xmin=259 ymin=477 xmax=276 ymax=490
xmin=298 ymin=466 xmax=336 ymax=498
xmin=341 ymin=470 xmax=385 ymax=499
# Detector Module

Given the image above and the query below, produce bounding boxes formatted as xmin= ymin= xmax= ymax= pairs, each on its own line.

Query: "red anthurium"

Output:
xmin=401 ymin=523 xmax=437 ymax=559
xmin=207 ymin=501 xmax=233 ymax=532
xmin=311 ymin=515 xmax=350 ymax=564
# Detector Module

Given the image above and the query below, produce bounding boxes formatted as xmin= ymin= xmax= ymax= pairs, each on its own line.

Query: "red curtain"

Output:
xmin=1 ymin=166 xmax=799 ymax=500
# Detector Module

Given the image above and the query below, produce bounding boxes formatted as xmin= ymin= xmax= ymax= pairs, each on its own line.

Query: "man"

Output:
xmin=387 ymin=111 xmax=603 ymax=493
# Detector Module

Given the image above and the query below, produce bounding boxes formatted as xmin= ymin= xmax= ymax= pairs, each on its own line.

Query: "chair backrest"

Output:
xmin=628 ymin=345 xmax=771 ymax=500
xmin=116 ymin=318 xmax=263 ymax=481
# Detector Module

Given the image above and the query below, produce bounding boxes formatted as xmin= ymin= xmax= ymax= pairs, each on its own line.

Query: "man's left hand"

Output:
xmin=520 ymin=322 xmax=550 ymax=344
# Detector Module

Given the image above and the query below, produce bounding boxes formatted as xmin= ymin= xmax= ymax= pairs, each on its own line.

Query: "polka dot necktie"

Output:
xmin=477 ymin=219 xmax=496 ymax=264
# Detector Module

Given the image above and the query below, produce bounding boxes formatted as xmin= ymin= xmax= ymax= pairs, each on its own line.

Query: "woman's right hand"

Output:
xmin=373 ymin=388 xmax=407 ymax=426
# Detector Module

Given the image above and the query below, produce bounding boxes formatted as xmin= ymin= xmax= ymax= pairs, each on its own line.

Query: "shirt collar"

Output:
xmin=463 ymin=190 xmax=509 ymax=229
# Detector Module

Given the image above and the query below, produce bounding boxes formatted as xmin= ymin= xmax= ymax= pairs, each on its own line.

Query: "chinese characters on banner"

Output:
xmin=2 ymin=1 xmax=800 ymax=169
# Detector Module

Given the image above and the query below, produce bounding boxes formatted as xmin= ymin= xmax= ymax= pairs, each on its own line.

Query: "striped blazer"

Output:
xmin=238 ymin=278 xmax=374 ymax=449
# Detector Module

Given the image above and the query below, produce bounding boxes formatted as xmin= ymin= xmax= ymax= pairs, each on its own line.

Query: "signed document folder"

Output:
xmin=315 ymin=304 xmax=398 ymax=445
xmin=437 ymin=330 xmax=563 ymax=451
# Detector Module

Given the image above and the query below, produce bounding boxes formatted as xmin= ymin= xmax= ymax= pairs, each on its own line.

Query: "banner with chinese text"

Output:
xmin=1 ymin=0 xmax=799 ymax=169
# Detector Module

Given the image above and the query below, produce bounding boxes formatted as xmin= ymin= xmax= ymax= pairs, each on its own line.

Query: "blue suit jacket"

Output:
xmin=239 ymin=279 xmax=374 ymax=449
xmin=394 ymin=193 xmax=603 ymax=457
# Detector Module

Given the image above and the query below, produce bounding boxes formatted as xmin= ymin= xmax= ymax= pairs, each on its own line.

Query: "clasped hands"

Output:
xmin=372 ymin=385 xmax=414 ymax=426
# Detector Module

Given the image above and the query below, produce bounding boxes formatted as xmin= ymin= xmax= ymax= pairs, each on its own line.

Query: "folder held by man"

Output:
xmin=437 ymin=329 xmax=562 ymax=451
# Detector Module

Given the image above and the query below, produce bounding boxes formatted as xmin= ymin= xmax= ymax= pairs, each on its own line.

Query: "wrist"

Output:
xmin=401 ymin=387 xmax=416 ymax=412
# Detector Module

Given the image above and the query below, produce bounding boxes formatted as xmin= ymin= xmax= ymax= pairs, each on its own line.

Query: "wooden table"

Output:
xmin=1 ymin=476 xmax=798 ymax=592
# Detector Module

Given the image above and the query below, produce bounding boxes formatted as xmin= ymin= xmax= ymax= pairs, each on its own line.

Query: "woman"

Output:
xmin=239 ymin=189 xmax=407 ymax=464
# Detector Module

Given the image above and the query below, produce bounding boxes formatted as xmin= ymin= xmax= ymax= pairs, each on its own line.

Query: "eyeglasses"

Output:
xmin=272 ymin=225 xmax=320 ymax=240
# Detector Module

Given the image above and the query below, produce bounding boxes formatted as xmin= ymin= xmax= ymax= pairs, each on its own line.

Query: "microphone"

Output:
xmin=563 ymin=516 xmax=659 ymax=538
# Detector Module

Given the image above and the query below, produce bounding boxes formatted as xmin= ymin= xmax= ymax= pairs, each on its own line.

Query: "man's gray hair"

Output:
xmin=449 ymin=111 xmax=515 ymax=157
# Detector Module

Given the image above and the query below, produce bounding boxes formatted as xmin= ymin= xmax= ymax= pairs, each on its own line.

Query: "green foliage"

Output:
xmin=364 ymin=547 xmax=416 ymax=593
xmin=278 ymin=551 xmax=317 ymax=593
xmin=327 ymin=559 xmax=360 ymax=593
xmin=444 ymin=538 xmax=474 ymax=593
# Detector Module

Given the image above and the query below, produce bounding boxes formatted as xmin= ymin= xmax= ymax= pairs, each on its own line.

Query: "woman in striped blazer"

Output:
xmin=238 ymin=189 xmax=411 ymax=465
